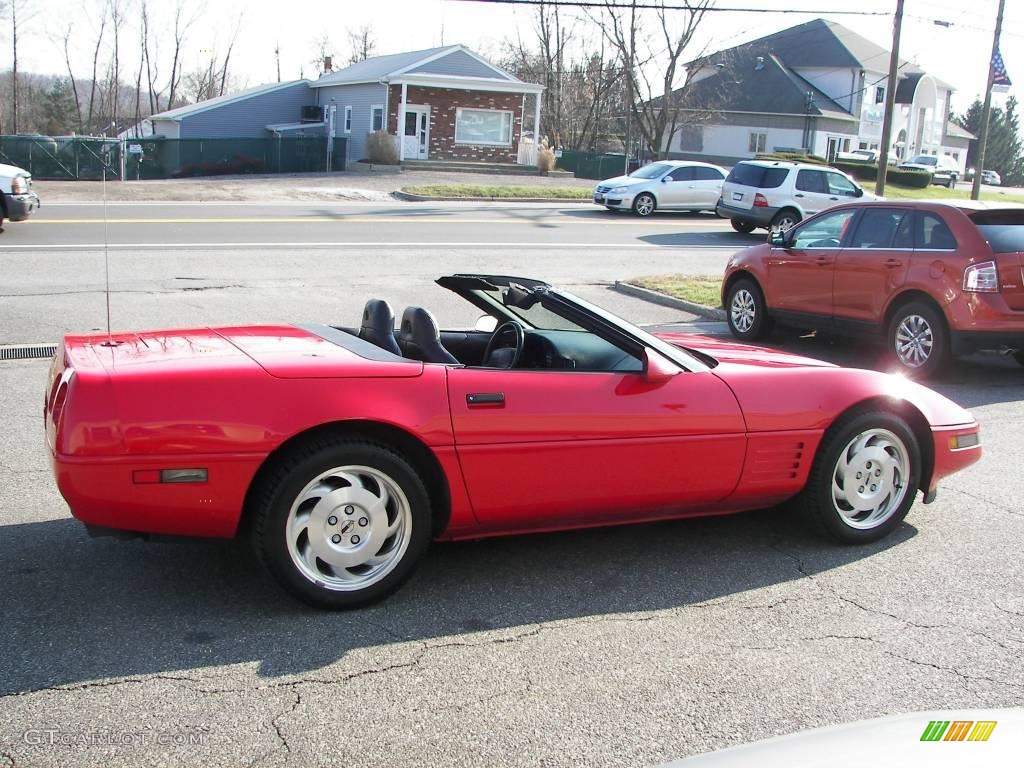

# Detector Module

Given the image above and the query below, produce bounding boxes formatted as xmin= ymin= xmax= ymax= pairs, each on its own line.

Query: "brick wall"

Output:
xmin=387 ymin=85 xmax=524 ymax=163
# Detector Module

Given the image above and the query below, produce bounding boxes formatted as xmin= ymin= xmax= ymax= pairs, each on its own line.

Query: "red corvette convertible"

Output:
xmin=45 ymin=275 xmax=981 ymax=608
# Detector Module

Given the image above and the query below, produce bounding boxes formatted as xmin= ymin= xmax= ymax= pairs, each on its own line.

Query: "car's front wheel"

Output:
xmin=252 ymin=438 xmax=433 ymax=609
xmin=888 ymin=301 xmax=949 ymax=378
xmin=632 ymin=193 xmax=656 ymax=217
xmin=730 ymin=218 xmax=757 ymax=234
xmin=726 ymin=277 xmax=774 ymax=341
xmin=796 ymin=410 xmax=920 ymax=544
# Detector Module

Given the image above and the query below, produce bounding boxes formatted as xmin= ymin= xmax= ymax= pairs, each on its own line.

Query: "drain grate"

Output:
xmin=0 ymin=343 xmax=58 ymax=361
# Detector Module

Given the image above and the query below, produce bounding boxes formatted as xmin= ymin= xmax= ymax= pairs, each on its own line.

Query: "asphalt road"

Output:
xmin=1 ymin=202 xmax=1022 ymax=767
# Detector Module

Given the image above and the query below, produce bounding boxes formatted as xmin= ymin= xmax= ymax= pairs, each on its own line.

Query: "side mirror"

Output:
xmin=769 ymin=229 xmax=789 ymax=247
xmin=475 ymin=315 xmax=498 ymax=333
xmin=642 ymin=348 xmax=679 ymax=384
xmin=661 ymin=176 xmax=670 ymax=183
xmin=854 ymin=186 xmax=864 ymax=198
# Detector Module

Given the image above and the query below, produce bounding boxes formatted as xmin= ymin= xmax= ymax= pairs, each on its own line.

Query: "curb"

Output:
xmin=392 ymin=190 xmax=592 ymax=203
xmin=612 ymin=281 xmax=727 ymax=321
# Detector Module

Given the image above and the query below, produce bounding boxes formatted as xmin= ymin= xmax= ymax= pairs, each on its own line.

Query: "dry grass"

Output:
xmin=402 ymin=184 xmax=591 ymax=199
xmin=629 ymin=275 xmax=724 ymax=308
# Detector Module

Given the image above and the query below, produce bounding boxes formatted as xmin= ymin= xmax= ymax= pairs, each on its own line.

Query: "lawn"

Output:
xmin=402 ymin=184 xmax=592 ymax=199
xmin=629 ymin=275 xmax=723 ymax=308
xmin=881 ymin=184 xmax=1024 ymax=204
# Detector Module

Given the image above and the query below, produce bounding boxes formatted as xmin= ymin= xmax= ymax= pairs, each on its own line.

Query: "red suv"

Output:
xmin=722 ymin=201 xmax=1024 ymax=377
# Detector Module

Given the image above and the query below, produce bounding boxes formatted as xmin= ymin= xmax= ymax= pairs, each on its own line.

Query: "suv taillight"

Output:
xmin=753 ymin=193 xmax=768 ymax=207
xmin=11 ymin=176 xmax=28 ymax=194
xmin=963 ymin=261 xmax=999 ymax=293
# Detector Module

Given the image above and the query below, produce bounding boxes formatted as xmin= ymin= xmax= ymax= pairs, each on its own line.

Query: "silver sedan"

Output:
xmin=592 ymin=160 xmax=728 ymax=217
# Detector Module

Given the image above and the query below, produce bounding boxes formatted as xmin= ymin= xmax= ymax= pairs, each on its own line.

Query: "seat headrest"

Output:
xmin=358 ymin=298 xmax=401 ymax=356
xmin=399 ymin=306 xmax=458 ymax=364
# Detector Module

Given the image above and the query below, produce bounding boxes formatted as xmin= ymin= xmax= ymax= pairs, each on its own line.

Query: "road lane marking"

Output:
xmin=0 ymin=241 xmax=739 ymax=251
xmin=25 ymin=216 xmax=726 ymax=227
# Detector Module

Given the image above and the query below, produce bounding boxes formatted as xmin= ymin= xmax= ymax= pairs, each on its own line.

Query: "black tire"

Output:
xmin=731 ymin=218 xmax=757 ymax=234
xmin=770 ymin=208 xmax=801 ymax=232
xmin=887 ymin=301 xmax=950 ymax=378
xmin=795 ymin=410 xmax=921 ymax=544
xmin=251 ymin=437 xmax=433 ymax=609
xmin=632 ymin=192 xmax=656 ymax=217
xmin=1013 ymin=350 xmax=1024 ymax=368
xmin=725 ymin=277 xmax=774 ymax=341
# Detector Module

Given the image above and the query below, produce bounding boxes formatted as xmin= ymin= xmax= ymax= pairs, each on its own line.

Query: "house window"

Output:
xmin=455 ymin=108 xmax=513 ymax=146
xmin=748 ymin=132 xmax=767 ymax=153
xmin=371 ymin=105 xmax=384 ymax=132
xmin=344 ymin=106 xmax=352 ymax=133
xmin=859 ymin=141 xmax=868 ymax=150
xmin=875 ymin=86 xmax=885 ymax=104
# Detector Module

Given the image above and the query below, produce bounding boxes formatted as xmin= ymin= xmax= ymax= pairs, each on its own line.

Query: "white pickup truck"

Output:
xmin=0 ymin=162 xmax=40 ymax=231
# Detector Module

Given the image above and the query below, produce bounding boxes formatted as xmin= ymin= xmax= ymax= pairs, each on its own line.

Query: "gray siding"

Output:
xmin=178 ymin=82 xmax=316 ymax=138
xmin=408 ymin=50 xmax=512 ymax=80
xmin=315 ymin=83 xmax=389 ymax=161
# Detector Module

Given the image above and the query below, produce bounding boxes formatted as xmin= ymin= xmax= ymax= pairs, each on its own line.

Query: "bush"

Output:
xmin=756 ymin=151 xmax=829 ymax=165
xmin=831 ymin=161 xmax=931 ymax=188
xmin=366 ymin=130 xmax=399 ymax=165
xmin=537 ymin=136 xmax=556 ymax=172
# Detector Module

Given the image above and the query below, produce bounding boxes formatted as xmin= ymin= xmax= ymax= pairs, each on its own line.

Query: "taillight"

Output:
xmin=11 ymin=175 xmax=28 ymax=194
xmin=963 ymin=261 xmax=999 ymax=293
xmin=753 ymin=193 xmax=768 ymax=207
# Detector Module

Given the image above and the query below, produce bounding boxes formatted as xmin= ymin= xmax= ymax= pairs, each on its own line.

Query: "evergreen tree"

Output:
xmin=958 ymin=96 xmax=1024 ymax=184
xmin=39 ymin=78 xmax=77 ymax=135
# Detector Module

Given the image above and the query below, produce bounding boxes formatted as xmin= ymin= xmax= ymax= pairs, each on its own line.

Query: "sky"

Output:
xmin=9 ymin=0 xmax=1024 ymax=115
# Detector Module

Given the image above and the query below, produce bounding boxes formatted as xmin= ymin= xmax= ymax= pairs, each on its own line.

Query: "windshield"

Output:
xmin=910 ymin=156 xmax=938 ymax=166
xmin=628 ymin=163 xmax=672 ymax=179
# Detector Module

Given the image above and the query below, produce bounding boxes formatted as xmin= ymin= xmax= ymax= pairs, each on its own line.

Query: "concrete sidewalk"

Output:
xmin=34 ymin=169 xmax=597 ymax=203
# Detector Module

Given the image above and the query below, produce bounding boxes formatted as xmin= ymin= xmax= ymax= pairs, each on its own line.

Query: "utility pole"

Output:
xmin=623 ymin=0 xmax=636 ymax=174
xmin=971 ymin=0 xmax=1006 ymax=201
xmin=875 ymin=0 xmax=904 ymax=197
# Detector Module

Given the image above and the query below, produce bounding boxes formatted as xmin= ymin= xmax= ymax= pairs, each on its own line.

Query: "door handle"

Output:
xmin=829 ymin=196 xmax=840 ymax=201
xmin=815 ymin=256 xmax=831 ymax=266
xmin=794 ymin=193 xmax=805 ymax=198
xmin=466 ymin=392 xmax=505 ymax=406
xmin=884 ymin=259 xmax=903 ymax=267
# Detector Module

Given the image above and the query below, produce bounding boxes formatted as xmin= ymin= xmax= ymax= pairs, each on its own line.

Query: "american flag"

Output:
xmin=992 ymin=48 xmax=1012 ymax=93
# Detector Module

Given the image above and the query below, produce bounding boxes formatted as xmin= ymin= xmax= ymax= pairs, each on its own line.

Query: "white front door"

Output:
xmin=402 ymin=106 xmax=430 ymax=160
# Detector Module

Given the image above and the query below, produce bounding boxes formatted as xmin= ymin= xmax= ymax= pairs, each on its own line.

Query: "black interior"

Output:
xmin=336 ymin=297 xmax=642 ymax=373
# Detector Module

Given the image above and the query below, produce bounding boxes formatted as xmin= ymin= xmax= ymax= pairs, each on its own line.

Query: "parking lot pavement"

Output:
xmin=1 ymin=333 xmax=1022 ymax=768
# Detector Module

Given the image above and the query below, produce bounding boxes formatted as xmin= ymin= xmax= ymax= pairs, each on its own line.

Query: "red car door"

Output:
xmin=832 ymin=207 xmax=913 ymax=324
xmin=767 ymin=207 xmax=857 ymax=319
xmin=445 ymin=366 xmax=746 ymax=533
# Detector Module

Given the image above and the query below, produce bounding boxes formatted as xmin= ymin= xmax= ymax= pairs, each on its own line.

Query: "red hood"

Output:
xmin=656 ymin=332 xmax=836 ymax=369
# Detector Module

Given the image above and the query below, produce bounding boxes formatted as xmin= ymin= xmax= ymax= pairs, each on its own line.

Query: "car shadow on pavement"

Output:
xmin=638 ymin=232 xmax=754 ymax=248
xmin=0 ymin=509 xmax=916 ymax=695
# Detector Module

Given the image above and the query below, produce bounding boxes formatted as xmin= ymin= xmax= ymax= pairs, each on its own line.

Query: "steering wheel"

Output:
xmin=482 ymin=320 xmax=525 ymax=369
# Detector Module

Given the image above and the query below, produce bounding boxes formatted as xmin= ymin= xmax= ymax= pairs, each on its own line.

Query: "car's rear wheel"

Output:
xmin=770 ymin=209 xmax=801 ymax=232
xmin=632 ymin=193 xmax=656 ymax=217
xmin=888 ymin=301 xmax=949 ymax=378
xmin=726 ymin=277 xmax=774 ymax=341
xmin=730 ymin=219 xmax=757 ymax=234
xmin=796 ymin=410 xmax=920 ymax=544
xmin=252 ymin=438 xmax=432 ymax=609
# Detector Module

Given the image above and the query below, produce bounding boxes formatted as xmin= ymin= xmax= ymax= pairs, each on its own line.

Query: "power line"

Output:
xmin=450 ymin=0 xmax=889 ymax=15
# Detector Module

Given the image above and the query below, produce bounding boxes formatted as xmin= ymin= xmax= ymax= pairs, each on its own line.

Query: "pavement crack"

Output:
xmin=883 ymin=650 xmax=1023 ymax=692
xmin=941 ymin=485 xmax=1024 ymax=518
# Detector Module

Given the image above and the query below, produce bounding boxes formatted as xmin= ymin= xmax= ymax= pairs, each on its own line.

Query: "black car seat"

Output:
xmin=358 ymin=299 xmax=402 ymax=356
xmin=399 ymin=306 xmax=459 ymax=364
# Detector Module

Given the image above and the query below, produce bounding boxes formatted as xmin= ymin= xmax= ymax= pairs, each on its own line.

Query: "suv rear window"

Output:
xmin=970 ymin=211 xmax=1024 ymax=254
xmin=725 ymin=164 xmax=789 ymax=189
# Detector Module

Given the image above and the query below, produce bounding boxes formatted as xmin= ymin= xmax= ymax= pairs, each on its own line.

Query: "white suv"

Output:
xmin=0 ymin=162 xmax=40 ymax=231
xmin=715 ymin=159 xmax=875 ymax=234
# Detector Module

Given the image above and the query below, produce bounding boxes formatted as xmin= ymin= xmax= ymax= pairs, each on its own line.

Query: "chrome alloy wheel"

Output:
xmin=730 ymin=288 xmax=756 ymax=333
xmin=894 ymin=314 xmax=934 ymax=368
xmin=285 ymin=465 xmax=412 ymax=591
xmin=831 ymin=428 xmax=910 ymax=529
xmin=634 ymin=194 xmax=655 ymax=216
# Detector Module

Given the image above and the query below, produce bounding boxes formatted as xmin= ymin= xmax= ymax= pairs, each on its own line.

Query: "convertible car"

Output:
xmin=45 ymin=275 xmax=981 ymax=608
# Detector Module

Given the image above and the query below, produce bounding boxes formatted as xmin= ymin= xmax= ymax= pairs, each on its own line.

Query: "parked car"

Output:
xmin=982 ymin=169 xmax=1002 ymax=186
xmin=46 ymin=273 xmax=979 ymax=608
xmin=898 ymin=154 xmax=960 ymax=188
xmin=722 ymin=200 xmax=1024 ymax=377
xmin=593 ymin=160 xmax=727 ymax=216
xmin=716 ymin=159 xmax=876 ymax=234
xmin=836 ymin=148 xmax=897 ymax=165
xmin=0 ymin=162 xmax=40 ymax=231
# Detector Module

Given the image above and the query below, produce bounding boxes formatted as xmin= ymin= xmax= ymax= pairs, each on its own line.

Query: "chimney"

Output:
xmin=323 ymin=55 xmax=333 ymax=74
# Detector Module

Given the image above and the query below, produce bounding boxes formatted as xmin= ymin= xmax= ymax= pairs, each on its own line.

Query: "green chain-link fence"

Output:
xmin=557 ymin=150 xmax=632 ymax=180
xmin=0 ymin=135 xmax=348 ymax=180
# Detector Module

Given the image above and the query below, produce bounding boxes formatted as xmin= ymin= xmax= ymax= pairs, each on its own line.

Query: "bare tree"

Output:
xmin=106 ymin=0 xmax=125 ymax=131
xmin=310 ymin=34 xmax=335 ymax=74
xmin=85 ymin=4 xmax=107 ymax=132
xmin=5 ymin=0 xmax=36 ymax=133
xmin=165 ymin=1 xmax=194 ymax=110
xmin=60 ymin=24 xmax=84 ymax=131
xmin=346 ymin=25 xmax=377 ymax=65
xmin=585 ymin=0 xmax=712 ymax=159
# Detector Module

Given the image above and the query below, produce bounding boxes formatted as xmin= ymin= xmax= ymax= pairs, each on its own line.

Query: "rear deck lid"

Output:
xmin=971 ymin=210 xmax=1024 ymax=310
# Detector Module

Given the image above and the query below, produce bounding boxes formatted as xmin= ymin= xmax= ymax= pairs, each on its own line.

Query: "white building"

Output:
xmin=665 ymin=19 xmax=973 ymax=171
